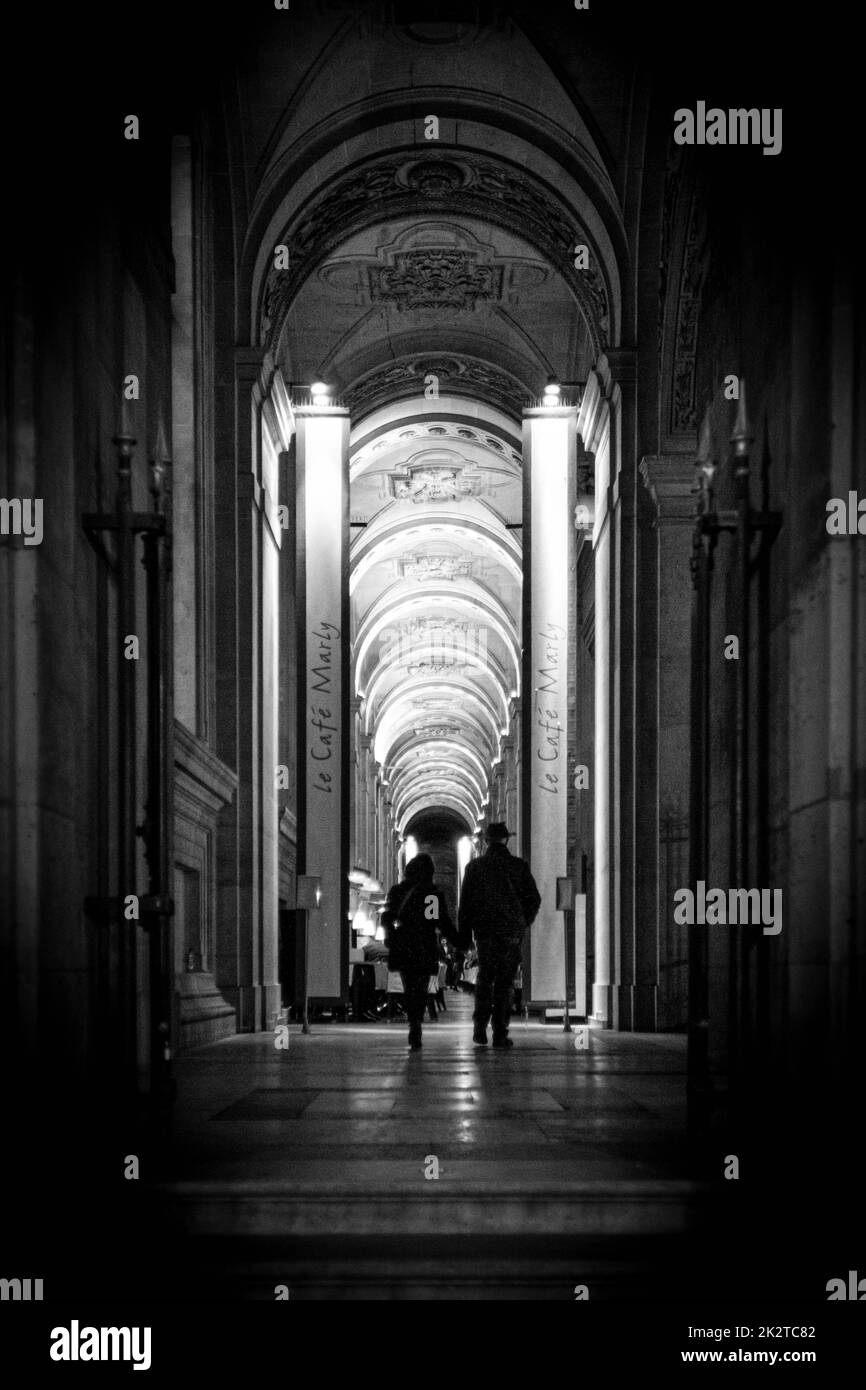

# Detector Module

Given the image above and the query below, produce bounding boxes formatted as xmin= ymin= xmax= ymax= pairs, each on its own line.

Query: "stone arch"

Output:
xmin=253 ymin=146 xmax=616 ymax=363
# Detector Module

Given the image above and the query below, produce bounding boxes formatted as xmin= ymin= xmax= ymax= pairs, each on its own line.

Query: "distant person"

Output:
xmin=381 ymin=854 xmax=457 ymax=1050
xmin=457 ymin=824 xmax=540 ymax=1048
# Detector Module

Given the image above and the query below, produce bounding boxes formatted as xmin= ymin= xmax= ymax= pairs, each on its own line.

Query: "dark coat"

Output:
xmin=457 ymin=843 xmax=541 ymax=949
xmin=381 ymin=878 xmax=456 ymax=974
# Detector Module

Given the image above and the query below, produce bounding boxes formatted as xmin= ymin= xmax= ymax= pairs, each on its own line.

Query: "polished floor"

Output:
xmin=158 ymin=991 xmax=719 ymax=1298
xmin=170 ymin=992 xmax=688 ymax=1177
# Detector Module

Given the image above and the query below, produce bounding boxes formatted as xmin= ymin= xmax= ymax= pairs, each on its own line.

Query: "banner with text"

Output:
xmin=525 ymin=409 xmax=576 ymax=1001
xmin=298 ymin=409 xmax=349 ymax=998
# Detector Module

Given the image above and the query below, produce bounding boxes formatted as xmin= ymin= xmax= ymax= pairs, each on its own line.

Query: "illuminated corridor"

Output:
xmin=3 ymin=0 xmax=861 ymax=1313
xmin=348 ymin=396 xmax=523 ymax=933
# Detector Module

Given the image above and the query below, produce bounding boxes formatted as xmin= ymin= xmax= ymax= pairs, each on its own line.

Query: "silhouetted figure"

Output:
xmin=458 ymin=824 xmax=541 ymax=1048
xmin=382 ymin=854 xmax=456 ymax=1049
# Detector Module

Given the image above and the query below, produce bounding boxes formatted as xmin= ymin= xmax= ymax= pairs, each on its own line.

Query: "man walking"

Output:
xmin=457 ymin=824 xmax=541 ymax=1048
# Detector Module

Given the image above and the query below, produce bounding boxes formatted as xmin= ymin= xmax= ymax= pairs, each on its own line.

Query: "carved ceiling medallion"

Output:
xmin=369 ymin=249 xmax=504 ymax=311
xmin=389 ymin=461 xmax=483 ymax=503
xmin=398 ymin=554 xmax=477 ymax=581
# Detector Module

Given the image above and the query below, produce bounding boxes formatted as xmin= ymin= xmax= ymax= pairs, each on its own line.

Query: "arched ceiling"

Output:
xmin=276 ymin=212 xmax=592 ymax=412
xmin=350 ymin=395 xmax=520 ymax=834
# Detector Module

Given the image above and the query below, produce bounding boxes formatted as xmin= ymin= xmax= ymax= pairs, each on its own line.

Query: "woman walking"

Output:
xmin=381 ymin=854 xmax=456 ymax=1050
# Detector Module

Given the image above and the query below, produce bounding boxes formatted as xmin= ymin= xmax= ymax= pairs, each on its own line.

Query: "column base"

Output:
xmin=224 ymin=982 xmax=282 ymax=1033
xmin=177 ymin=971 xmax=237 ymax=1050
xmin=592 ymin=984 xmax=657 ymax=1031
xmin=591 ymin=982 xmax=613 ymax=1027
xmin=613 ymin=984 xmax=634 ymax=1031
xmin=633 ymin=982 xmax=658 ymax=1032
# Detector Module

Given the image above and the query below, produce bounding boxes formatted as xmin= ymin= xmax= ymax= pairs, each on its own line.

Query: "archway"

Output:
xmin=229 ymin=12 xmax=629 ymax=1020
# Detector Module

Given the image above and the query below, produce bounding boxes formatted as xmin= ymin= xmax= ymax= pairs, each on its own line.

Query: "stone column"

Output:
xmin=608 ymin=348 xmax=638 ymax=1032
xmin=217 ymin=350 xmax=268 ymax=1032
xmin=492 ymin=755 xmax=507 ymax=821
xmin=358 ymin=728 xmax=373 ymax=870
xmin=640 ymin=454 xmax=695 ymax=1029
xmin=522 ymin=403 xmax=579 ymax=1003
xmin=509 ymin=706 xmax=522 ymax=844
xmin=577 ymin=367 xmax=616 ymax=1026
xmin=295 ymin=405 xmax=350 ymax=1002
xmin=350 ymin=696 xmax=362 ymax=865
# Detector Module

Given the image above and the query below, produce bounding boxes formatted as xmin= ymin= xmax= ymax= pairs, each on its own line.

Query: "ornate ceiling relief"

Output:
xmin=259 ymin=151 xmax=610 ymax=355
xmin=398 ymin=554 xmax=477 ymax=581
xmin=671 ymin=196 xmax=708 ymax=433
xmin=388 ymin=462 xmax=483 ymax=503
xmin=318 ymin=222 xmax=525 ymax=313
xmin=659 ymin=145 xmax=709 ymax=436
xmin=370 ymin=249 xmax=503 ymax=311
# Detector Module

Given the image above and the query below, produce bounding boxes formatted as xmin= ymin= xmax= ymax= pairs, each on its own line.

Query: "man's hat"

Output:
xmin=484 ymin=822 xmax=512 ymax=841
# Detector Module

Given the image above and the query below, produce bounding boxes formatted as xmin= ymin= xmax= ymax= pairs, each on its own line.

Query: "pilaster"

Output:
xmin=640 ymin=454 xmax=695 ymax=1030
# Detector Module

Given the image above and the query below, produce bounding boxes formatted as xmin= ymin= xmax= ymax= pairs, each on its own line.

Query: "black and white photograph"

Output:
xmin=1 ymin=0 xmax=863 ymax=1361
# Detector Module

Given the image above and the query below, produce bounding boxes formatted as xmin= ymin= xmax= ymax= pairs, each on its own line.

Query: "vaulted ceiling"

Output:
xmin=350 ymin=397 xmax=521 ymax=832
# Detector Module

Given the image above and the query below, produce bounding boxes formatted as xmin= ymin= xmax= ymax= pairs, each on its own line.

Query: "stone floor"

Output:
xmin=156 ymin=992 xmax=722 ymax=1298
xmin=169 ymin=992 xmax=690 ymax=1180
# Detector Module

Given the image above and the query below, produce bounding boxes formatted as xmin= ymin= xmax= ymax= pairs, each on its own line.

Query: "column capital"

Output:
xmin=295 ymin=404 xmax=351 ymax=419
xmin=640 ymin=454 xmax=697 ymax=523
xmin=604 ymin=346 xmax=637 ymax=384
xmin=522 ymin=403 xmax=580 ymax=420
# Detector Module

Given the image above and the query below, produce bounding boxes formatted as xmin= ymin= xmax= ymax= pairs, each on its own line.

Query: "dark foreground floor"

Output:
xmin=8 ymin=993 xmax=860 ymax=1301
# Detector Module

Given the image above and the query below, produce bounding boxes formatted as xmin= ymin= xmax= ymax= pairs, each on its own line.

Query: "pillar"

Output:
xmin=640 ymin=455 xmax=695 ymax=1029
xmin=578 ymin=365 xmax=615 ymax=1026
xmin=295 ymin=405 xmax=350 ymax=1002
xmin=522 ymin=402 xmax=579 ymax=1003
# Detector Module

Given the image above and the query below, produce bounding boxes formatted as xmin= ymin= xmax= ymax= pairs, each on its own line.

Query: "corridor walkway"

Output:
xmin=157 ymin=994 xmax=724 ymax=1299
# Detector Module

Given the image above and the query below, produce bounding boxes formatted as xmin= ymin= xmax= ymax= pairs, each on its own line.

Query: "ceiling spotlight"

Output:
xmin=311 ymin=380 xmax=331 ymax=405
